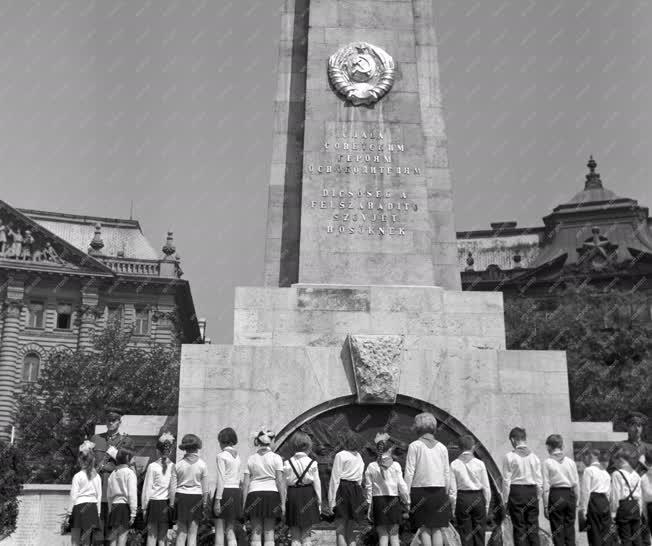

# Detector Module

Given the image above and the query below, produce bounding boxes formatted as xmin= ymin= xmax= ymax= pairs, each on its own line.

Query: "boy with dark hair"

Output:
xmin=502 ymin=427 xmax=543 ymax=546
xmin=451 ymin=435 xmax=491 ymax=546
xmin=579 ymin=448 xmax=614 ymax=546
xmin=543 ymin=434 xmax=579 ymax=546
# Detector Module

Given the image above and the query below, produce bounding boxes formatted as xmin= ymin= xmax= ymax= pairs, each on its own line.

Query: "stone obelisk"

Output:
xmin=178 ymin=4 xmax=574 ymax=535
xmin=263 ymin=0 xmax=459 ymax=290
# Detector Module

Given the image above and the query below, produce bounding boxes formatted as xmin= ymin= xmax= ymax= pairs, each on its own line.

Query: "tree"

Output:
xmin=504 ymin=284 xmax=652 ymax=436
xmin=0 ymin=440 xmax=28 ymax=540
xmin=15 ymin=322 xmax=181 ymax=483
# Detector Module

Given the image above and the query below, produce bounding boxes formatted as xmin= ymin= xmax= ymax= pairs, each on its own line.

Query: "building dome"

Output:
xmin=555 ymin=156 xmax=633 ymax=211
xmin=566 ymin=186 xmax=619 ymax=205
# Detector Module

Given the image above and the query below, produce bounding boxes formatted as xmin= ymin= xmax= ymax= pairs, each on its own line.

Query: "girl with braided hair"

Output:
xmin=364 ymin=432 xmax=410 ymax=546
xmin=69 ymin=441 xmax=102 ymax=545
xmin=142 ymin=433 xmax=177 ymax=546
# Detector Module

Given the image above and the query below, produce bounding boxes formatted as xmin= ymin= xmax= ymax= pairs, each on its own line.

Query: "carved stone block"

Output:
xmin=348 ymin=334 xmax=404 ymax=404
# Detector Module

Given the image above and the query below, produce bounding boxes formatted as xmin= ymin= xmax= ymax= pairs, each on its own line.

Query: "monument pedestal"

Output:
xmin=179 ymin=283 xmax=573 ymax=486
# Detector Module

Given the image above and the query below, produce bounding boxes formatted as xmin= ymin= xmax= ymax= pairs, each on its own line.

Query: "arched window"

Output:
xmin=22 ymin=353 xmax=40 ymax=382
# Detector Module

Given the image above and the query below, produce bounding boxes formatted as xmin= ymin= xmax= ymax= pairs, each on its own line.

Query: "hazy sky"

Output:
xmin=2 ymin=0 xmax=651 ymax=342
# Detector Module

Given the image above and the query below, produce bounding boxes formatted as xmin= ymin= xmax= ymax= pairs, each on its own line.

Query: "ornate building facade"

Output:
xmin=457 ymin=157 xmax=652 ymax=316
xmin=0 ymin=199 xmax=201 ymax=439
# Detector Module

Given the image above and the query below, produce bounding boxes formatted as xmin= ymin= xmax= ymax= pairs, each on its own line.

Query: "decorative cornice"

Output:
xmin=2 ymin=299 xmax=24 ymax=318
xmin=151 ymin=310 xmax=177 ymax=323
xmin=77 ymin=303 xmax=104 ymax=320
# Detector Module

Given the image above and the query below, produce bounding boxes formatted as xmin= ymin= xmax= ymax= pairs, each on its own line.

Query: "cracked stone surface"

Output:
xmin=348 ymin=334 xmax=404 ymax=404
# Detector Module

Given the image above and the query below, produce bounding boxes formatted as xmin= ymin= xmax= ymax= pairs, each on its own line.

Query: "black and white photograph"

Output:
xmin=0 ymin=1 xmax=650 ymax=545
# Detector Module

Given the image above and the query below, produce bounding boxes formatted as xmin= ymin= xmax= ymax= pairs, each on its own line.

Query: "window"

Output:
xmin=134 ymin=307 xmax=149 ymax=335
xmin=28 ymin=301 xmax=45 ymax=328
xmin=107 ymin=305 xmax=122 ymax=325
xmin=56 ymin=303 xmax=72 ymax=329
xmin=22 ymin=353 xmax=40 ymax=382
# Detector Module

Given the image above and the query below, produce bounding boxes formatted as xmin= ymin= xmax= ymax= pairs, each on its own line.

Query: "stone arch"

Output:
xmin=19 ymin=343 xmax=46 ymax=360
xmin=19 ymin=344 xmax=45 ymax=383
xmin=49 ymin=345 xmax=74 ymax=358
xmin=275 ymin=394 xmax=505 ymax=525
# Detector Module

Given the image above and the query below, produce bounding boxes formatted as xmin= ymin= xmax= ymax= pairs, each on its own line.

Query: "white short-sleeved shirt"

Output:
xmin=245 ymin=448 xmax=284 ymax=492
xmin=142 ymin=459 xmax=176 ymax=507
xmin=404 ymin=437 xmax=451 ymax=490
xmin=641 ymin=472 xmax=652 ymax=504
xmin=365 ymin=461 xmax=410 ymax=506
xmin=216 ymin=447 xmax=241 ymax=496
xmin=175 ymin=455 xmax=209 ymax=495
xmin=284 ymin=452 xmax=319 ymax=486
xmin=328 ymin=450 xmax=365 ymax=509
xmin=579 ymin=462 xmax=611 ymax=513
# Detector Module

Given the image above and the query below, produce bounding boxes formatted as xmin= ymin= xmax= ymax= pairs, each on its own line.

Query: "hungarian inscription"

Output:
xmin=306 ymin=128 xmax=421 ymax=237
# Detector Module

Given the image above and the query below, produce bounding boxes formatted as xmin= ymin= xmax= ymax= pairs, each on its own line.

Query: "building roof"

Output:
xmin=458 ymin=156 xmax=652 ymax=284
xmin=19 ymin=209 xmax=160 ymax=260
xmin=457 ymin=231 xmax=542 ymax=271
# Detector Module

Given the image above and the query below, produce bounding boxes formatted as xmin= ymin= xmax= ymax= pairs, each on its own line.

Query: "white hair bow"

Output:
xmin=79 ymin=440 xmax=95 ymax=453
xmin=374 ymin=432 xmax=390 ymax=444
xmin=159 ymin=432 xmax=175 ymax=444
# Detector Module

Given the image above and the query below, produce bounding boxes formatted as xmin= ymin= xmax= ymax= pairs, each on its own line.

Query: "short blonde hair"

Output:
xmin=414 ymin=413 xmax=438 ymax=435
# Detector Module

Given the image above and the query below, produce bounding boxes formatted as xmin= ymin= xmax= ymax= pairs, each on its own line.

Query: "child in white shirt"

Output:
xmin=365 ymin=433 xmax=410 ymax=546
xmin=611 ymin=447 xmax=643 ymax=546
xmin=542 ymin=434 xmax=579 ymax=546
xmin=107 ymin=448 xmax=137 ymax=546
xmin=213 ymin=427 xmax=242 ymax=546
xmin=579 ymin=449 xmax=613 ymax=546
xmin=328 ymin=429 xmax=365 ymax=546
xmin=502 ymin=427 xmax=543 ymax=546
xmin=175 ymin=433 xmax=209 ymax=546
xmin=283 ymin=431 xmax=322 ymax=546
xmin=142 ymin=432 xmax=176 ymax=546
xmin=642 ymin=452 xmax=652 ymax=544
xmin=243 ymin=429 xmax=285 ymax=546
xmin=69 ymin=441 xmax=102 ymax=546
xmin=450 ymin=435 xmax=491 ymax=546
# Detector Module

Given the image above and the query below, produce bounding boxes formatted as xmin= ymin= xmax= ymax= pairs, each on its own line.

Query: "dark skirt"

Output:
xmin=108 ymin=503 xmax=131 ymax=528
xmin=410 ymin=486 xmax=452 ymax=529
xmin=372 ymin=495 xmax=404 ymax=526
xmin=175 ymin=493 xmax=204 ymax=523
xmin=71 ymin=502 xmax=100 ymax=531
xmin=244 ymin=490 xmax=283 ymax=521
xmin=334 ymin=480 xmax=367 ymax=522
xmin=146 ymin=499 xmax=171 ymax=524
xmin=286 ymin=484 xmax=321 ymax=528
xmin=214 ymin=487 xmax=244 ymax=521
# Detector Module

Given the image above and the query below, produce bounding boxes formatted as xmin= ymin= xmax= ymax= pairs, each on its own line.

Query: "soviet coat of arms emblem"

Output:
xmin=328 ymin=42 xmax=395 ymax=106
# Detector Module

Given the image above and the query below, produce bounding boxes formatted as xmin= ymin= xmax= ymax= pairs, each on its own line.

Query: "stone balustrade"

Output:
xmin=100 ymin=257 xmax=181 ymax=278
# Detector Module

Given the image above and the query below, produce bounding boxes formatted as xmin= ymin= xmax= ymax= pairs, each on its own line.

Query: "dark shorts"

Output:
xmin=334 ymin=480 xmax=367 ymax=522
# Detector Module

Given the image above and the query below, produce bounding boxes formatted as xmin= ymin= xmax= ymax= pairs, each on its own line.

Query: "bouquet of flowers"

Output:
xmin=60 ymin=512 xmax=72 ymax=535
